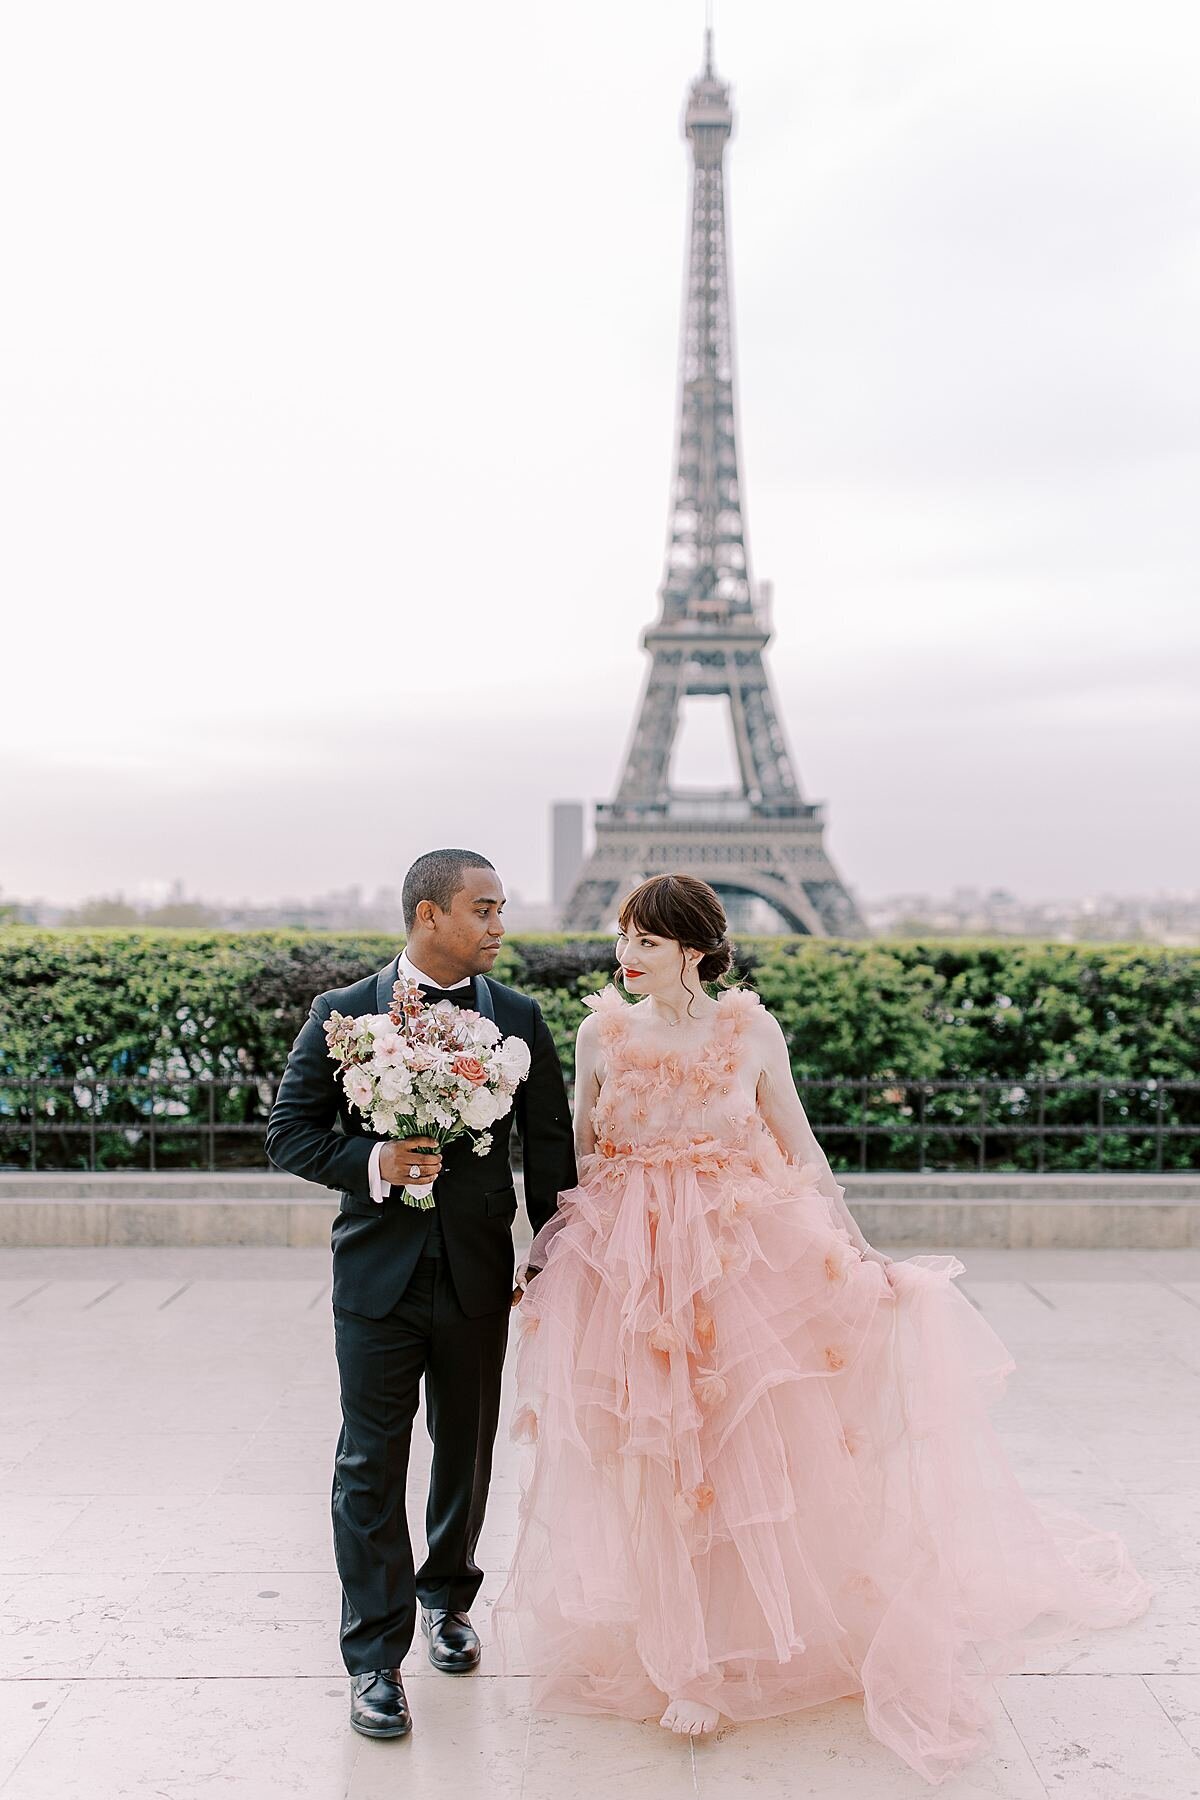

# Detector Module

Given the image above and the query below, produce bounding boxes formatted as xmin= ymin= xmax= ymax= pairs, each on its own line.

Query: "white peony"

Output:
xmin=343 ymin=1068 xmax=374 ymax=1112
xmin=498 ymin=1036 xmax=532 ymax=1083
xmin=377 ymin=1065 xmax=412 ymax=1105
xmin=371 ymin=1107 xmax=397 ymax=1137
xmin=458 ymin=1086 xmax=505 ymax=1129
xmin=470 ymin=1018 xmax=501 ymax=1047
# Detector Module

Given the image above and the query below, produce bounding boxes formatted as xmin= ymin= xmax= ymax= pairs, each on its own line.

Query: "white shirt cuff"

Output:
xmin=367 ymin=1142 xmax=391 ymax=1205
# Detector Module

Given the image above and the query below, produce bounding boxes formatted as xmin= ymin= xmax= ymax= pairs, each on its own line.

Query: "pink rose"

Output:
xmin=451 ymin=1055 xmax=488 ymax=1085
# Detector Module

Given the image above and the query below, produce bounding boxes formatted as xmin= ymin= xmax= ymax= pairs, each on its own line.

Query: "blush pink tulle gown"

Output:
xmin=491 ymin=986 xmax=1151 ymax=1786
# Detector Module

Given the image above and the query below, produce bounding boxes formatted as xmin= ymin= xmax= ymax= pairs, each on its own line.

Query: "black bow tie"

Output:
xmin=418 ymin=982 xmax=477 ymax=1008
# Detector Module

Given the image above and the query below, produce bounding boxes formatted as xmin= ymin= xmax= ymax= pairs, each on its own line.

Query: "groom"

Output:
xmin=266 ymin=849 xmax=575 ymax=1739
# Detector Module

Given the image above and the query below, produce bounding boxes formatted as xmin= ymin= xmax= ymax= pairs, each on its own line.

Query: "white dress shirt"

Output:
xmin=367 ymin=949 xmax=472 ymax=1203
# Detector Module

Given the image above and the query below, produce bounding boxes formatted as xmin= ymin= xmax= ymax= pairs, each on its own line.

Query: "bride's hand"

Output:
xmin=859 ymin=1245 xmax=897 ymax=1284
xmin=511 ymin=1266 xmax=541 ymax=1307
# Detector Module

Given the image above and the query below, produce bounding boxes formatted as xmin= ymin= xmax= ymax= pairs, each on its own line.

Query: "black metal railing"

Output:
xmin=0 ymin=1075 xmax=1197 ymax=1175
xmin=792 ymin=1077 xmax=1200 ymax=1174
xmin=0 ymin=1077 xmax=274 ymax=1174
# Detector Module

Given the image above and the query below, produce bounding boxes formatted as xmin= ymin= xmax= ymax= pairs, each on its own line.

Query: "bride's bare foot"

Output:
xmin=660 ymin=1698 xmax=720 ymax=1736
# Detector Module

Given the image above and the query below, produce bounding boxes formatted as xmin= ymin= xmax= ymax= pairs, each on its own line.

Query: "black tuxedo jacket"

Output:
xmin=265 ymin=956 xmax=576 ymax=1318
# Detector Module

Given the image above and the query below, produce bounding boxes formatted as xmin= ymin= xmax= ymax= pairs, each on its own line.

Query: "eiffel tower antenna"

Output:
xmin=561 ymin=33 xmax=864 ymax=938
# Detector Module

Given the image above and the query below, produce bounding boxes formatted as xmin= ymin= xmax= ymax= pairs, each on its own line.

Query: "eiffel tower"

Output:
xmin=561 ymin=29 xmax=865 ymax=937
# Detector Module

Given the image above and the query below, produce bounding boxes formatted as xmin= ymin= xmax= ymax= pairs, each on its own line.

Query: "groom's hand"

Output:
xmin=379 ymin=1138 xmax=443 ymax=1185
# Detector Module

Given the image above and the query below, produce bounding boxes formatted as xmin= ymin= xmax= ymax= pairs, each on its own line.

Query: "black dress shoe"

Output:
xmin=420 ymin=1606 xmax=480 ymax=1672
xmin=350 ymin=1668 xmax=412 ymax=1737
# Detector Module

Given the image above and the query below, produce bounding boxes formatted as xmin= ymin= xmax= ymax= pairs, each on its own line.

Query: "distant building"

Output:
xmin=551 ymin=802 xmax=585 ymax=910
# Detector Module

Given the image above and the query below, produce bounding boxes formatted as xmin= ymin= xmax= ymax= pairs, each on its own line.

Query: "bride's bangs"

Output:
xmin=617 ymin=873 xmax=726 ymax=951
xmin=617 ymin=882 xmax=681 ymax=945
xmin=617 ymin=904 xmax=665 ymax=942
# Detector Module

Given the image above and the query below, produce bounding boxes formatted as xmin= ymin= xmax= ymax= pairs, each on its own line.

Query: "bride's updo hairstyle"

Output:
xmin=617 ymin=874 xmax=737 ymax=989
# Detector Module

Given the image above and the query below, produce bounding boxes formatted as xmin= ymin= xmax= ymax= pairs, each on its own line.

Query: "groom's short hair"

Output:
xmin=402 ymin=849 xmax=495 ymax=930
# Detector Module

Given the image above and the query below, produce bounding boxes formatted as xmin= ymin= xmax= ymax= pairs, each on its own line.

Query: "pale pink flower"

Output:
xmin=694 ymin=1308 xmax=717 ymax=1350
xmin=343 ymin=1068 xmax=373 ymax=1112
xmin=323 ymin=1012 xmax=358 ymax=1056
xmin=674 ymin=1483 xmax=715 ymax=1522
xmin=512 ymin=1404 xmax=539 ymax=1443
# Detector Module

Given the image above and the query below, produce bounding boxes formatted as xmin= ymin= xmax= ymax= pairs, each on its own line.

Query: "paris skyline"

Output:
xmin=2 ymin=0 xmax=1197 ymax=910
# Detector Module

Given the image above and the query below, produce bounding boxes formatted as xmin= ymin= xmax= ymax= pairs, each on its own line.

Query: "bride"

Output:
xmin=491 ymin=874 xmax=1150 ymax=1786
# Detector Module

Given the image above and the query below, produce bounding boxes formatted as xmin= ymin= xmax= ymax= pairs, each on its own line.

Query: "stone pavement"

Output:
xmin=1 ymin=1243 xmax=1199 ymax=1799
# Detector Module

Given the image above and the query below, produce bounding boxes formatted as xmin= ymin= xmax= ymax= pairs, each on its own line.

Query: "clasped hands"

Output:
xmin=379 ymin=1138 xmax=534 ymax=1306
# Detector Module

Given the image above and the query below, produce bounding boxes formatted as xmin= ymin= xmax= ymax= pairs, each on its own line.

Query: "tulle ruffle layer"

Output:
xmin=491 ymin=1151 xmax=1151 ymax=1786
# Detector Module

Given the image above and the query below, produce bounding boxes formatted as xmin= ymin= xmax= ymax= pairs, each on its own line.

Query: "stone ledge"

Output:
xmin=0 ymin=1200 xmax=336 ymax=1248
xmin=2 ymin=1170 xmax=1195 ymax=1201
xmin=849 ymin=1200 xmax=1200 ymax=1249
xmin=846 ymin=1173 xmax=1200 ymax=1201
xmin=0 ymin=1170 xmax=1196 ymax=1248
xmin=0 ymin=1172 xmax=314 ymax=1200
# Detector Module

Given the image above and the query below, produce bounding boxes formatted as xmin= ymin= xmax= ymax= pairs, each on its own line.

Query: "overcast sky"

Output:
xmin=1 ymin=0 xmax=1197 ymax=908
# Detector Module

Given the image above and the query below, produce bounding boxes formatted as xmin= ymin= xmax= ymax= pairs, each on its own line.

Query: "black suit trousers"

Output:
xmin=331 ymin=1254 xmax=510 ymax=1673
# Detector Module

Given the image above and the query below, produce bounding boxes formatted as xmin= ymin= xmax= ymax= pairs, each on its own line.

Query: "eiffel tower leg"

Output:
xmin=560 ymin=875 xmax=621 ymax=933
xmin=616 ymin=652 xmax=684 ymax=806
xmin=737 ymin=671 xmax=800 ymax=805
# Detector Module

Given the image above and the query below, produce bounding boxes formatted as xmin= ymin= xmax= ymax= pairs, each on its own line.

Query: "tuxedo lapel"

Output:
xmin=375 ymin=956 xmax=401 ymax=1015
xmin=473 ymin=977 xmax=495 ymax=1022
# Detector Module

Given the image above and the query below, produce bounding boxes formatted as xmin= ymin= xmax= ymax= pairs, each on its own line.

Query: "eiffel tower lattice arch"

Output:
xmin=561 ymin=30 xmax=864 ymax=937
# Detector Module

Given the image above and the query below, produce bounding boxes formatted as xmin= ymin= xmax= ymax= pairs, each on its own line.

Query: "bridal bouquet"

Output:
xmin=323 ymin=975 xmax=532 ymax=1208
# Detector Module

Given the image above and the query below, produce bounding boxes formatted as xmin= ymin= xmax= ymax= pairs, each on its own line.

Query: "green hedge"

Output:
xmin=0 ymin=929 xmax=1196 ymax=1173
